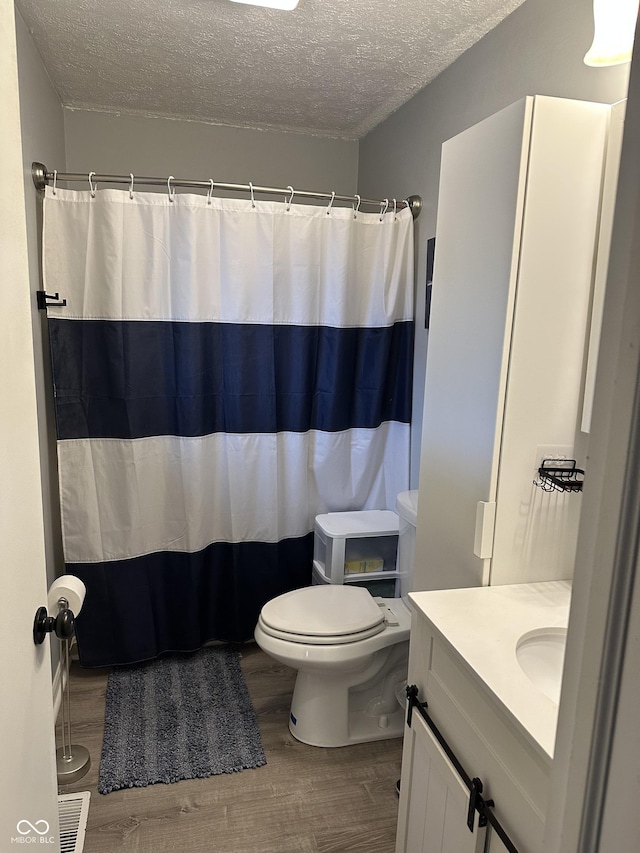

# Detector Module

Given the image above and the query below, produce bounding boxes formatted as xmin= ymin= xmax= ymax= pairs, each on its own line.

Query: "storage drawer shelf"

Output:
xmin=312 ymin=509 xmax=400 ymax=597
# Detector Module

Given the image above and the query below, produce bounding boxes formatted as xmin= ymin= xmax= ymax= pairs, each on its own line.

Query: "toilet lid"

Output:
xmin=260 ymin=585 xmax=385 ymax=640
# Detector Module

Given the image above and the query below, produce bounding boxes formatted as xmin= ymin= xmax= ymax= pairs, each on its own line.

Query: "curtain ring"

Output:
xmin=207 ymin=179 xmax=214 ymax=205
xmin=249 ymin=182 xmax=256 ymax=208
xmin=379 ymin=198 xmax=389 ymax=222
xmin=88 ymin=171 xmax=97 ymax=198
xmin=326 ymin=191 xmax=335 ymax=215
xmin=167 ymin=176 xmax=175 ymax=203
xmin=352 ymin=194 xmax=361 ymax=219
xmin=129 ymin=173 xmax=135 ymax=200
xmin=52 ymin=170 xmax=58 ymax=196
xmin=286 ymin=185 xmax=294 ymax=211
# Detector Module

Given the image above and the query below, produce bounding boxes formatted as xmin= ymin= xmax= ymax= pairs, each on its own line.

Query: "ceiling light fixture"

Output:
xmin=229 ymin=0 xmax=299 ymax=9
xmin=584 ymin=0 xmax=639 ymax=66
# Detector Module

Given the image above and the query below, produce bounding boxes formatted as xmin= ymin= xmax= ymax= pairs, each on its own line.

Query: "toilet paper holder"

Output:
xmin=33 ymin=594 xmax=91 ymax=783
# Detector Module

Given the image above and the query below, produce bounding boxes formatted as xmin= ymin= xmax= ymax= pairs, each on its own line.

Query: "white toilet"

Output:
xmin=254 ymin=490 xmax=419 ymax=747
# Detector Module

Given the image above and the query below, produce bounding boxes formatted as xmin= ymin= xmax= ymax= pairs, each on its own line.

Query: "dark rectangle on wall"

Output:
xmin=48 ymin=318 xmax=414 ymax=439
xmin=425 ymin=237 xmax=435 ymax=329
xmin=70 ymin=533 xmax=315 ymax=667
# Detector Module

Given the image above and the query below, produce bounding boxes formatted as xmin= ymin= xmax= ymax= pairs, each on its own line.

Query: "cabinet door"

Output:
xmin=396 ymin=713 xmax=486 ymax=853
xmin=581 ymin=100 xmax=626 ymax=434
xmin=416 ymin=96 xmax=533 ymax=593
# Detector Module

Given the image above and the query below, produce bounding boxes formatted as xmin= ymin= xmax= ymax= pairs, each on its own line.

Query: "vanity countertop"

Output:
xmin=409 ymin=581 xmax=571 ymax=760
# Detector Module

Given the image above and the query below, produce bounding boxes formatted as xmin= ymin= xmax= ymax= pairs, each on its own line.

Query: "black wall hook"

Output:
xmin=37 ymin=291 xmax=67 ymax=310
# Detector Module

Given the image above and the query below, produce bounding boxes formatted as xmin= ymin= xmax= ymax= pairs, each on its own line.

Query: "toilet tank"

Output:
xmin=395 ymin=490 xmax=419 ymax=600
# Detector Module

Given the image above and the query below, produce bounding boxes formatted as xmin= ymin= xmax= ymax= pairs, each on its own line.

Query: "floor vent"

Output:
xmin=58 ymin=792 xmax=90 ymax=853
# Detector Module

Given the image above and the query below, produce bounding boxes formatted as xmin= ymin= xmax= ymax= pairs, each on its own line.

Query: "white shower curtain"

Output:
xmin=43 ymin=186 xmax=414 ymax=666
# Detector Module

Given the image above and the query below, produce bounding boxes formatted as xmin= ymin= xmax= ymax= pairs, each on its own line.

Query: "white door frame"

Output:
xmin=545 ymin=26 xmax=640 ymax=853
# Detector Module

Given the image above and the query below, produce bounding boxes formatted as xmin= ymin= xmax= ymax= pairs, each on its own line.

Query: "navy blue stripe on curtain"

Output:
xmin=49 ymin=319 xmax=414 ymax=439
xmin=70 ymin=534 xmax=314 ymax=668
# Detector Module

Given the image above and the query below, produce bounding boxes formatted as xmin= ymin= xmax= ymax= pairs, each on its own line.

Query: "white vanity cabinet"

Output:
xmin=395 ymin=585 xmax=570 ymax=853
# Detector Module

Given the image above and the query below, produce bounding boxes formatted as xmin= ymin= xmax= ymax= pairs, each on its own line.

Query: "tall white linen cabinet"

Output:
xmin=398 ymin=96 xmax=613 ymax=853
xmin=414 ymin=95 xmax=610 ymax=594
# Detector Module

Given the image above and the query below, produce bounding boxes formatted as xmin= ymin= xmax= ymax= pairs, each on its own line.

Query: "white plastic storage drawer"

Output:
xmin=313 ymin=510 xmax=400 ymax=595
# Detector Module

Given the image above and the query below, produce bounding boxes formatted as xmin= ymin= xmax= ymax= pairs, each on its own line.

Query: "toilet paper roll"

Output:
xmin=48 ymin=575 xmax=86 ymax=617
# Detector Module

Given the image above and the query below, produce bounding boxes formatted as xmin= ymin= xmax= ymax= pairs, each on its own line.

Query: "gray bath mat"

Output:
xmin=98 ymin=646 xmax=266 ymax=794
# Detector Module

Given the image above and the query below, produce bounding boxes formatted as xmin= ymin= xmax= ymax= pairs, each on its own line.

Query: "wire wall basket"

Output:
xmin=534 ymin=458 xmax=585 ymax=493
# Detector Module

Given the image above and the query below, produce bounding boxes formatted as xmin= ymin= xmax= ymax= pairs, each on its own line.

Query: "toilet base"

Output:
xmin=286 ymin=642 xmax=408 ymax=747
xmin=288 ymin=705 xmax=406 ymax=748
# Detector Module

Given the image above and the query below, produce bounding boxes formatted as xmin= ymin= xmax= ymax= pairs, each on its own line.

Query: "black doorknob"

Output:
xmin=33 ymin=606 xmax=75 ymax=645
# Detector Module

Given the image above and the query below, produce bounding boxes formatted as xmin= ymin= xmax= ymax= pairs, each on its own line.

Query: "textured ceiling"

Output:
xmin=16 ymin=0 xmax=526 ymax=139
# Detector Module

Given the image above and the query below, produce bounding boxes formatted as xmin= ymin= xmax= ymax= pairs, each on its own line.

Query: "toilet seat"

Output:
xmin=259 ymin=585 xmax=386 ymax=645
xmin=257 ymin=618 xmax=385 ymax=645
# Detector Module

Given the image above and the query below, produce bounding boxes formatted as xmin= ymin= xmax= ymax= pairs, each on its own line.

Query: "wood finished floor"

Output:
xmin=57 ymin=643 xmax=402 ymax=852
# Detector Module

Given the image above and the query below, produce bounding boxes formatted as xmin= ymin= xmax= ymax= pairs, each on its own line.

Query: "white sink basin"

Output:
xmin=516 ymin=627 xmax=567 ymax=705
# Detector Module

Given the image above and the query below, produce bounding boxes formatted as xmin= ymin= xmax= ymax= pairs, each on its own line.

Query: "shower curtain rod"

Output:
xmin=31 ymin=162 xmax=422 ymax=219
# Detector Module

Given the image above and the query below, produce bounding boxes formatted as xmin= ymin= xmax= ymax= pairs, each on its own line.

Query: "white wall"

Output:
xmin=62 ymin=109 xmax=359 ymax=199
xmin=2 ymin=0 xmax=60 ymax=843
xmin=15 ymin=8 xmax=67 ymax=679
xmin=358 ymin=0 xmax=630 ymax=487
